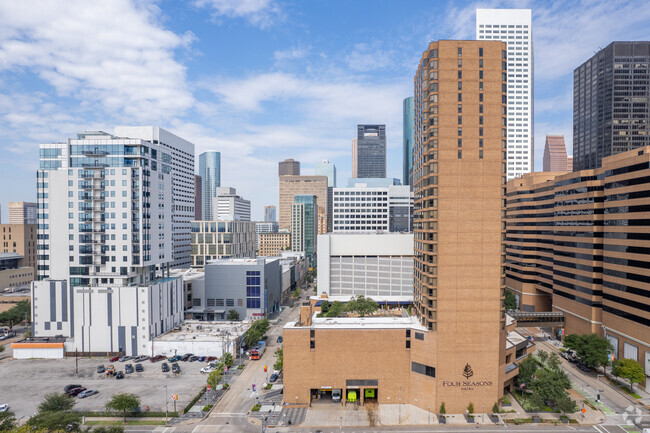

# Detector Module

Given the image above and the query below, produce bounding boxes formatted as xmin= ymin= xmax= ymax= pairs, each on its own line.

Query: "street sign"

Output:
xmin=171 ymin=394 xmax=178 ymax=400
xmin=207 ymin=385 xmax=211 ymax=390
xmin=582 ymin=408 xmax=586 ymax=414
xmin=264 ymin=365 xmax=267 ymax=372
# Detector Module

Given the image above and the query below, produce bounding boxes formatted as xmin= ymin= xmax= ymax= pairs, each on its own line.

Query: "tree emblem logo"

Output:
xmin=462 ymin=363 xmax=474 ymax=379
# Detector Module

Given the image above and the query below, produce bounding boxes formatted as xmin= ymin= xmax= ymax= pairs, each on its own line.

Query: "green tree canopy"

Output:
xmin=516 ymin=355 xmax=540 ymax=386
xmin=274 ymin=347 xmax=283 ymax=371
xmin=27 ymin=411 xmax=81 ymax=432
xmin=106 ymin=393 xmax=141 ymax=421
xmin=563 ymin=334 xmax=612 ymax=369
xmin=345 ymin=296 xmax=378 ymax=317
xmin=504 ymin=290 xmax=517 ymax=310
xmin=243 ymin=319 xmax=269 ymax=348
xmin=0 ymin=300 xmax=30 ymax=328
xmin=37 ymin=393 xmax=76 ymax=413
xmin=207 ymin=369 xmax=223 ymax=389
xmin=226 ymin=309 xmax=239 ymax=320
xmin=439 ymin=402 xmax=446 ymax=415
xmin=93 ymin=426 xmax=125 ymax=433
xmin=612 ymin=358 xmax=645 ymax=391
xmin=223 ymin=352 xmax=233 ymax=368
xmin=0 ymin=410 xmax=17 ymax=432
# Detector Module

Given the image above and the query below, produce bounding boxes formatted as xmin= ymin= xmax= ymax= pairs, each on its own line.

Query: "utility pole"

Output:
xmin=75 ymin=350 xmax=78 ymax=374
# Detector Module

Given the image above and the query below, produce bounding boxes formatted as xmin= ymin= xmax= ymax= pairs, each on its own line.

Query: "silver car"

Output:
xmin=77 ymin=390 xmax=98 ymax=399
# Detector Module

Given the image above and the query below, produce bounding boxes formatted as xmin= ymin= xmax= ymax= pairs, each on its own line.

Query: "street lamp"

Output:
xmin=164 ymin=385 xmax=168 ymax=426
xmin=428 ymin=406 xmax=430 ymax=424
xmin=339 ymin=416 xmax=342 ymax=432
xmin=398 ymin=386 xmax=402 ymax=424
xmin=482 ymin=405 xmax=485 ymax=423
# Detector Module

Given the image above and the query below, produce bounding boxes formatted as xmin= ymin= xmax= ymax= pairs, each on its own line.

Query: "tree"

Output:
xmin=547 ymin=352 xmax=562 ymax=371
xmin=0 ymin=300 xmax=30 ymax=328
xmin=504 ymin=290 xmax=517 ymax=310
xmin=564 ymin=334 xmax=612 ymax=370
xmin=227 ymin=309 xmax=239 ymax=321
xmin=27 ymin=411 xmax=81 ymax=432
xmin=0 ymin=345 xmax=5 ymax=354
xmin=467 ymin=402 xmax=474 ymax=416
xmin=223 ymin=352 xmax=233 ymax=368
xmin=38 ymin=393 xmax=76 ymax=413
xmin=554 ymin=395 xmax=577 ymax=415
xmin=491 ymin=402 xmax=499 ymax=414
xmin=345 ymin=295 xmax=378 ymax=317
xmin=537 ymin=350 xmax=549 ymax=365
xmin=0 ymin=410 xmax=17 ymax=432
xmin=439 ymin=402 xmax=446 ymax=415
xmin=207 ymin=369 xmax=223 ymax=390
xmin=243 ymin=319 xmax=269 ymax=349
xmin=319 ymin=301 xmax=330 ymax=315
xmin=612 ymin=358 xmax=645 ymax=392
xmin=516 ymin=355 xmax=540 ymax=386
xmin=106 ymin=393 xmax=141 ymax=422
xmin=319 ymin=301 xmax=346 ymax=318
xmin=274 ymin=347 xmax=283 ymax=371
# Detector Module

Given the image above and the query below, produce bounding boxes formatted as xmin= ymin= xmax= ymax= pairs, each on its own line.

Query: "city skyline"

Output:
xmin=1 ymin=1 xmax=650 ymax=221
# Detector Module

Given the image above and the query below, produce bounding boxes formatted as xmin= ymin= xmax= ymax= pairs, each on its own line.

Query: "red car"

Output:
xmin=150 ymin=355 xmax=166 ymax=362
xmin=206 ymin=356 xmax=217 ymax=362
xmin=109 ymin=356 xmax=120 ymax=362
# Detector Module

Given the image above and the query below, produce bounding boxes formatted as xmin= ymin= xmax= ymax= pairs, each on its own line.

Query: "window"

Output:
xmin=457 ymin=127 xmax=462 ymax=136
xmin=458 ymin=82 xmax=462 ymax=90
xmin=479 ymin=59 xmax=483 ymax=68
xmin=458 ymin=59 xmax=462 ymax=67
xmin=458 ymin=139 xmax=462 ymax=148
xmin=479 ymin=70 xmax=483 ymax=79
xmin=479 ymin=139 xmax=484 ymax=148
xmin=458 ymin=93 xmax=462 ymax=102
xmin=458 ymin=150 xmax=462 ymax=159
xmin=458 ymin=104 xmax=462 ymax=113
xmin=405 ymin=329 xmax=411 ymax=338
xmin=479 ymin=93 xmax=484 ymax=102
xmin=479 ymin=47 xmax=483 ymax=57
xmin=458 ymin=70 xmax=462 ymax=79
xmin=415 ymin=332 xmax=424 ymax=340
xmin=310 ymin=340 xmax=315 ymax=349
xmin=479 ymin=82 xmax=483 ymax=90
xmin=479 ymin=105 xmax=483 ymax=113
xmin=412 ymin=361 xmax=435 ymax=378
xmin=479 ymin=150 xmax=484 ymax=159
xmin=406 ymin=340 xmax=411 ymax=349
xmin=457 ymin=47 xmax=462 ymax=56
xmin=458 ymin=115 xmax=462 ymax=124
xmin=479 ymin=116 xmax=484 ymax=125
xmin=479 ymin=127 xmax=484 ymax=136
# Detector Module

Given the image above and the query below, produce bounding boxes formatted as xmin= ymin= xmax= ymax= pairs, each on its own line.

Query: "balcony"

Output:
xmin=81 ymin=149 xmax=110 ymax=156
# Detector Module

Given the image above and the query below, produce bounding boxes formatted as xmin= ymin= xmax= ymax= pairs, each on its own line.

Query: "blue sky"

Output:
xmin=1 ymin=0 xmax=649 ymax=220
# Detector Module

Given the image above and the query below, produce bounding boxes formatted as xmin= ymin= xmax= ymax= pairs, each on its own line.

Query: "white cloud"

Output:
xmin=194 ymin=0 xmax=281 ymax=28
xmin=274 ymin=45 xmax=311 ymax=61
xmin=346 ymin=42 xmax=395 ymax=72
xmin=0 ymin=0 xmax=194 ymax=123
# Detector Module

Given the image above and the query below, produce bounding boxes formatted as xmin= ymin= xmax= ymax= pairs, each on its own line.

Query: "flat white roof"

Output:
xmin=310 ymin=295 xmax=412 ymax=303
xmin=155 ymin=320 xmax=249 ymax=342
xmin=286 ymin=312 xmax=426 ymax=331
xmin=207 ymin=257 xmax=280 ymax=266
xmin=319 ymin=232 xmax=413 ymax=256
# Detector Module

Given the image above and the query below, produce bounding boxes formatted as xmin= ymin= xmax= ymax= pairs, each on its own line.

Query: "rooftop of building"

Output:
xmin=169 ymin=268 xmax=205 ymax=281
xmin=0 ymin=253 xmax=22 ymax=261
xmin=207 ymin=257 xmax=280 ymax=266
xmin=309 ymin=295 xmax=413 ymax=305
xmin=155 ymin=320 xmax=249 ymax=342
xmin=286 ymin=311 xmax=426 ymax=331
xmin=15 ymin=336 xmax=67 ymax=344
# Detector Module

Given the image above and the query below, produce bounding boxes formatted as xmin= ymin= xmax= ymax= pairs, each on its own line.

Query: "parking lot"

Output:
xmin=0 ymin=354 xmax=208 ymax=420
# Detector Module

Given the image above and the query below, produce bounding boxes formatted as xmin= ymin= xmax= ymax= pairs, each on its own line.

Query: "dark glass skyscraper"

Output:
xmin=352 ymin=124 xmax=386 ymax=178
xmin=199 ymin=151 xmax=221 ymax=220
xmin=573 ymin=42 xmax=650 ymax=170
xmin=402 ymin=97 xmax=414 ymax=185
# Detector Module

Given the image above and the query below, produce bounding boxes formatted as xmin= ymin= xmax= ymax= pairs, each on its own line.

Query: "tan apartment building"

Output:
xmin=190 ymin=220 xmax=256 ymax=268
xmin=278 ymin=175 xmax=330 ymax=233
xmin=506 ymin=147 xmax=650 ymax=391
xmin=8 ymin=202 xmax=37 ymax=225
xmin=284 ymin=40 xmax=514 ymax=413
xmin=1 ymin=224 xmax=37 ymax=274
xmin=258 ymin=231 xmax=291 ymax=256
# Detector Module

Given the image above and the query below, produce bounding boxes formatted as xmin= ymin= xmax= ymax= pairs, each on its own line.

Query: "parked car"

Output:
xmin=67 ymin=387 xmax=87 ymax=397
xmin=200 ymin=366 xmax=215 ymax=374
xmin=269 ymin=373 xmax=278 ymax=383
xmin=189 ymin=356 xmax=199 ymax=362
xmin=96 ymin=365 xmax=105 ymax=374
xmin=115 ymin=371 xmax=124 ymax=379
xmin=172 ymin=363 xmax=181 ymax=373
xmin=109 ymin=356 xmax=120 ymax=362
xmin=577 ymin=363 xmax=591 ymax=373
xmin=125 ymin=364 xmax=134 ymax=374
xmin=206 ymin=356 xmax=217 ymax=362
xmin=118 ymin=356 xmax=131 ymax=362
xmin=0 ymin=404 xmax=9 ymax=413
xmin=150 ymin=355 xmax=166 ymax=362
xmin=77 ymin=390 xmax=98 ymax=399
xmin=135 ymin=363 xmax=144 ymax=372
xmin=197 ymin=356 xmax=206 ymax=362
xmin=134 ymin=355 xmax=148 ymax=362
xmin=64 ymin=384 xmax=82 ymax=394
xmin=168 ymin=355 xmax=181 ymax=362
xmin=276 ymin=336 xmax=283 ymax=343
xmin=161 ymin=362 xmax=170 ymax=372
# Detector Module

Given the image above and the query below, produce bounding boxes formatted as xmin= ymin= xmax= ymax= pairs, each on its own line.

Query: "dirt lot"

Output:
xmin=0 ymin=354 xmax=208 ymax=420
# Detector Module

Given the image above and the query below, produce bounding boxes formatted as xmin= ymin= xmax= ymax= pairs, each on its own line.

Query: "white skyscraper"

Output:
xmin=476 ymin=9 xmax=533 ymax=179
xmin=32 ymin=128 xmax=193 ymax=355
xmin=213 ymin=187 xmax=251 ymax=221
